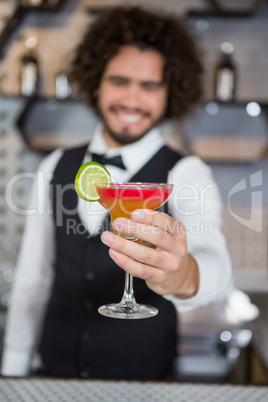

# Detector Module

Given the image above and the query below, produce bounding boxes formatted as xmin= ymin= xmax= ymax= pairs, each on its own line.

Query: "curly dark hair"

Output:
xmin=70 ymin=6 xmax=203 ymax=121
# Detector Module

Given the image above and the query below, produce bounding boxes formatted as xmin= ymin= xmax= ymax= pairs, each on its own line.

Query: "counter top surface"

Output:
xmin=0 ymin=377 xmax=267 ymax=402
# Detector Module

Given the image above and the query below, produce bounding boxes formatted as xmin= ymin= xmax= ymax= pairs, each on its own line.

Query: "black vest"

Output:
xmin=38 ymin=144 xmax=183 ymax=379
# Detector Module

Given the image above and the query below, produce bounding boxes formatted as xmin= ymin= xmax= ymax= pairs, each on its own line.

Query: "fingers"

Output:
xmin=108 ymin=248 xmax=165 ymax=284
xmin=100 ymin=210 xmax=190 ymax=296
xmin=101 ymin=231 xmax=174 ymax=272
xmin=111 ymin=214 xmax=186 ymax=254
xmin=112 ymin=218 xmax=172 ymax=251
xmin=101 ymin=230 xmax=198 ymax=298
xmin=131 ymin=209 xmax=186 ymax=236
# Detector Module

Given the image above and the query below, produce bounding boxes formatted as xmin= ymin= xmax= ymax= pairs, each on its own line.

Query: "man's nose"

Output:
xmin=123 ymin=83 xmax=143 ymax=105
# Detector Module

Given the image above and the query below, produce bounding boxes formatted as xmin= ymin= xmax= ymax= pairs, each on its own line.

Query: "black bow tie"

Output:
xmin=91 ymin=152 xmax=126 ymax=170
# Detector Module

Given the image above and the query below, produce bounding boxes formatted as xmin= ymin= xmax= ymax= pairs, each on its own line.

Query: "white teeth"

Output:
xmin=117 ymin=113 xmax=143 ymax=123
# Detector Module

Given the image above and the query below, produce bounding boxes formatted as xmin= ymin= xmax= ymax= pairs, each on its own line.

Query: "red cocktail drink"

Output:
xmin=97 ymin=183 xmax=172 ymax=238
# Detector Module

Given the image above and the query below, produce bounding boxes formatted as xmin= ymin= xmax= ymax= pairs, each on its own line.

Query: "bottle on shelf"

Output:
xmin=20 ymin=36 xmax=39 ymax=97
xmin=214 ymin=41 xmax=236 ymax=102
xmin=55 ymin=71 xmax=72 ymax=100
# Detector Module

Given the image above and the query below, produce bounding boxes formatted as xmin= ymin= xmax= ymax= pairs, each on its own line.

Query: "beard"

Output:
xmin=98 ymin=105 xmax=165 ymax=146
xmin=103 ymin=122 xmax=155 ymax=146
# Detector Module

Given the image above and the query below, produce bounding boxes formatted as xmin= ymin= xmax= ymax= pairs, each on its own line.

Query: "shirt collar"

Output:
xmin=88 ymin=124 xmax=164 ymax=174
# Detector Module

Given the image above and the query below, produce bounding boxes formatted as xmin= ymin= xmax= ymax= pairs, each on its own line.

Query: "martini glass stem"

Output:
xmin=120 ymin=273 xmax=136 ymax=307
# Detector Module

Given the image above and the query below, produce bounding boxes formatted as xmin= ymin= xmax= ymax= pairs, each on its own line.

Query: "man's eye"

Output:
xmin=143 ymin=83 xmax=162 ymax=91
xmin=110 ymin=78 xmax=127 ymax=86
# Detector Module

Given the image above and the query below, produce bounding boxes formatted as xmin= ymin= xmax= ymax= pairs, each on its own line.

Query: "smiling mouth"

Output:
xmin=110 ymin=106 xmax=150 ymax=124
xmin=117 ymin=113 xmax=143 ymax=123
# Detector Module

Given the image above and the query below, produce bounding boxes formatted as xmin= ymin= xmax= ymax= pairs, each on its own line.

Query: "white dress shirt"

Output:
xmin=1 ymin=125 xmax=232 ymax=376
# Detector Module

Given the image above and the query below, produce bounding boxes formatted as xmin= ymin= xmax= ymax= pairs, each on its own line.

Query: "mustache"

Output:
xmin=110 ymin=105 xmax=151 ymax=117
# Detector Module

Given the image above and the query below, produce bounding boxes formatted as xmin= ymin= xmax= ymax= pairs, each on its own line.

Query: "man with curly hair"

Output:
xmin=1 ymin=6 xmax=232 ymax=379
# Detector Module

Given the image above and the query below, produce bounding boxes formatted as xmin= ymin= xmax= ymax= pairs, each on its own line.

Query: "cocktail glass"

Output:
xmin=96 ymin=182 xmax=173 ymax=319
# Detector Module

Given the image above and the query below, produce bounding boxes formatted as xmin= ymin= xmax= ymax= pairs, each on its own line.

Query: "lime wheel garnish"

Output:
xmin=75 ymin=161 xmax=111 ymax=202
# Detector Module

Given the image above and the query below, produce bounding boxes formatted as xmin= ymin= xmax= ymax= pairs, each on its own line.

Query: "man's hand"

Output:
xmin=100 ymin=210 xmax=199 ymax=299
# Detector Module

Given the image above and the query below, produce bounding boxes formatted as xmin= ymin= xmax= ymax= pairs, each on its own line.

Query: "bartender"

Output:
xmin=1 ymin=6 xmax=232 ymax=379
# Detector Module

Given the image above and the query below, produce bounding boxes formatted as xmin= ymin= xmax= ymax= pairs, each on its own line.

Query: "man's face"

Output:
xmin=97 ymin=45 xmax=168 ymax=147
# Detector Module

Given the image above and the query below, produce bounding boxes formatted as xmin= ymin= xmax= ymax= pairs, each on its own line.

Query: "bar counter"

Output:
xmin=0 ymin=377 xmax=267 ymax=402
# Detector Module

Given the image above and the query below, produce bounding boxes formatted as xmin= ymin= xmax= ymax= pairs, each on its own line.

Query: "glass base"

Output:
xmin=98 ymin=302 xmax=158 ymax=319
